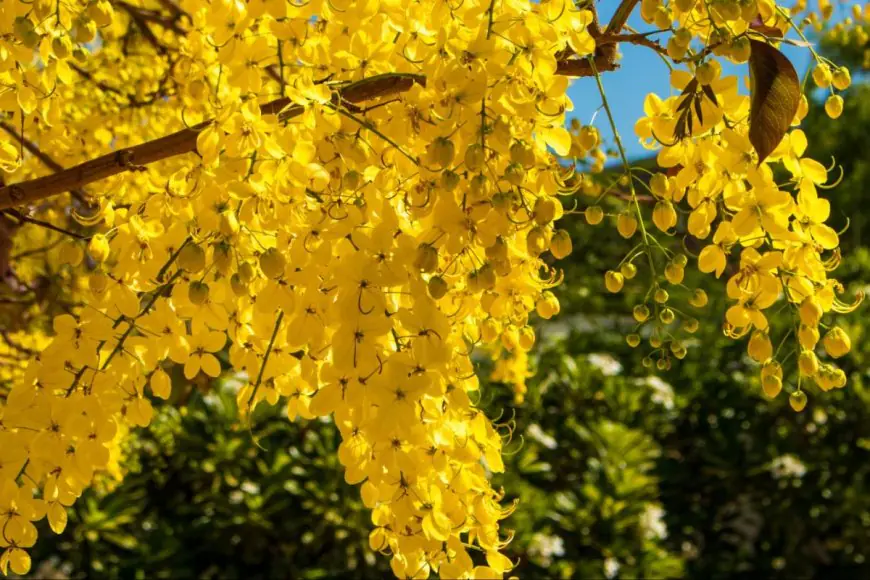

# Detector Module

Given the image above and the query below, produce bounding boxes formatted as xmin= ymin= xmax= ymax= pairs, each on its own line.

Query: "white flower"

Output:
xmin=528 ymin=533 xmax=565 ymax=567
xmin=527 ymin=423 xmax=558 ymax=450
xmin=588 ymin=353 xmax=623 ymax=376
xmin=604 ymin=557 xmax=620 ymax=579
xmin=636 ymin=375 xmax=675 ymax=409
xmin=640 ymin=504 xmax=668 ymax=540
xmin=769 ymin=454 xmax=807 ymax=479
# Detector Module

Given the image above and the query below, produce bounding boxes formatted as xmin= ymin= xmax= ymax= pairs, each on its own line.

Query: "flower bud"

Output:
xmin=762 ymin=374 xmax=782 ymax=399
xmin=585 ymin=205 xmax=604 ymax=225
xmin=654 ymin=288 xmax=669 ymax=304
xmin=518 ymin=326 xmax=536 ymax=351
xmin=504 ymin=163 xmax=525 ymax=187
xmin=526 ymin=227 xmax=549 ymax=256
xmin=464 ymin=143 xmax=485 ymax=172
xmin=797 ymin=324 xmax=820 ymax=350
xmin=549 ymin=230 xmax=572 ymax=259
xmin=414 ymin=244 xmax=439 ymax=273
xmin=689 ymin=289 xmax=708 ymax=308
xmin=812 ymin=64 xmax=832 ymax=88
xmin=823 ymin=326 xmax=851 ymax=358
xmin=428 ymin=137 xmax=456 ymax=169
xmin=825 ymin=95 xmax=843 ymax=119
xmin=798 ymin=349 xmax=820 ymax=377
xmin=230 ymin=273 xmax=249 ymax=297
xmin=832 ymin=67 xmax=851 ymax=90
xmin=617 ymin=211 xmax=638 ymax=239
xmin=259 ymin=248 xmax=286 ymax=279
xmin=534 ymin=198 xmax=557 ymax=225
xmin=799 ymin=296 xmax=823 ymax=326
xmin=178 ymin=243 xmax=206 ymax=273
xmin=789 ymin=390 xmax=807 ymax=412
xmin=536 ymin=292 xmax=560 ymax=319
xmin=605 ymin=271 xmax=624 ymax=293
xmin=633 ymin=305 xmax=650 ymax=323
xmin=88 ymin=234 xmax=111 ymax=263
xmin=652 ymin=200 xmax=677 ymax=232
xmin=188 ymin=281 xmax=210 ymax=305
xmin=665 ymin=263 xmax=684 ymax=285
xmin=428 ymin=275 xmax=448 ymax=300
xmin=748 ymin=331 xmax=772 ymax=362
xmin=620 ymin=262 xmax=637 ymax=279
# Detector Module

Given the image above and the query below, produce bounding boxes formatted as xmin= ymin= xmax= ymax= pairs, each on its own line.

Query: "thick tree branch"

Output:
xmin=0 ymin=121 xmax=90 ymax=205
xmin=556 ymin=0 xmax=645 ymax=74
xmin=555 ymin=44 xmax=620 ymax=75
xmin=0 ymin=73 xmax=425 ymax=211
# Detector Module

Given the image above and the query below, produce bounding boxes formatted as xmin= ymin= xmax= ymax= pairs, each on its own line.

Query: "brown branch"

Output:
xmin=266 ymin=66 xmax=284 ymax=86
xmin=1 ymin=122 xmax=65 ymax=173
xmin=0 ymin=73 xmax=425 ymax=211
xmin=115 ymin=1 xmax=186 ymax=35
xmin=602 ymin=33 xmax=667 ymax=55
xmin=117 ymin=1 xmax=173 ymax=54
xmin=605 ymin=0 xmax=643 ymax=35
xmin=69 ymin=62 xmax=173 ymax=108
xmin=556 ymin=44 xmax=620 ymax=76
xmin=555 ymin=0 xmax=643 ymax=77
xmin=0 ymin=121 xmax=90 ymax=205
xmin=70 ymin=63 xmax=136 ymax=101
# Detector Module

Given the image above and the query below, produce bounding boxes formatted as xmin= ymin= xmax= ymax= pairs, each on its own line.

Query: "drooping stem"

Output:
xmin=247 ymin=310 xmax=285 ymax=413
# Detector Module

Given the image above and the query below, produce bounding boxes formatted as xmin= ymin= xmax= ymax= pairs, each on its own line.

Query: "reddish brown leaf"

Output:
xmin=748 ymin=40 xmax=801 ymax=163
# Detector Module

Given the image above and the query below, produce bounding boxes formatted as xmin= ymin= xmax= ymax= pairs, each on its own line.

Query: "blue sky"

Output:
xmin=565 ymin=6 xmax=820 ymax=161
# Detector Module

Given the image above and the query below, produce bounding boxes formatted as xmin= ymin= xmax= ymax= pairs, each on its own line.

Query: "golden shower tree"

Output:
xmin=0 ymin=0 xmax=862 ymax=577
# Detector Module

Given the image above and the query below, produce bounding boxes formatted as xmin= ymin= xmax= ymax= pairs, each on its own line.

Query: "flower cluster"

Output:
xmin=0 ymin=0 xmax=604 ymax=576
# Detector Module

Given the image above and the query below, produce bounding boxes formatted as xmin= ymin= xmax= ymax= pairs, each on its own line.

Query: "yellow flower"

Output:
xmin=182 ymin=327 xmax=227 ymax=380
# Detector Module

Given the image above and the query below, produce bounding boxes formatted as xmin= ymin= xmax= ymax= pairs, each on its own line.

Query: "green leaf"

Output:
xmin=748 ymin=40 xmax=800 ymax=163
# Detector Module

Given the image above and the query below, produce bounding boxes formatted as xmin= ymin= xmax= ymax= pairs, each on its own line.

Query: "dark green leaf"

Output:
xmin=748 ymin=40 xmax=801 ymax=162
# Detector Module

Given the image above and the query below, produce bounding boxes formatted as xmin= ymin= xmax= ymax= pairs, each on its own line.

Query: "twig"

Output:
xmin=115 ymin=0 xmax=186 ymax=35
xmin=600 ymin=33 xmax=667 ymax=55
xmin=247 ymin=310 xmax=285 ymax=413
xmin=2 ymin=209 xmax=91 ymax=240
xmin=100 ymin=270 xmax=183 ymax=371
xmin=0 ymin=330 xmax=36 ymax=356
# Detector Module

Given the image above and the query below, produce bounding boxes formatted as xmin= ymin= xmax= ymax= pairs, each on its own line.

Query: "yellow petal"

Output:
xmin=812 ymin=224 xmax=839 ymax=249
xmin=542 ymin=126 xmax=571 ymax=156
xmin=48 ymin=502 xmax=68 ymax=534
xmin=17 ymin=86 xmax=37 ymax=115
xmin=150 ymin=369 xmax=172 ymax=399
xmin=183 ymin=356 xmax=201 ymax=379
xmin=200 ymin=353 xmax=221 ymax=377
xmin=800 ymin=157 xmax=828 ymax=184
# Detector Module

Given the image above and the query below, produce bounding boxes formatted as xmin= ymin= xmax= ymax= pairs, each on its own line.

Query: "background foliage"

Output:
xmin=26 ymin=38 xmax=870 ymax=580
